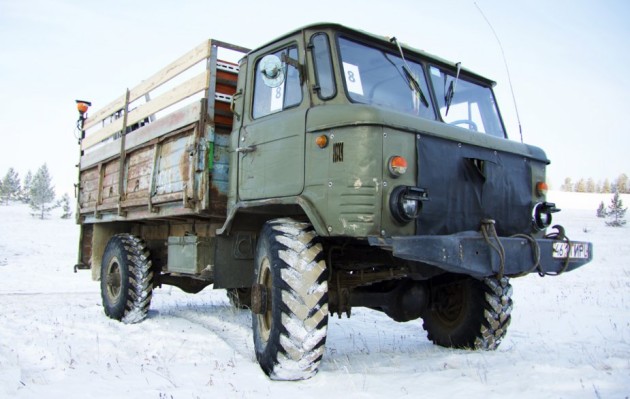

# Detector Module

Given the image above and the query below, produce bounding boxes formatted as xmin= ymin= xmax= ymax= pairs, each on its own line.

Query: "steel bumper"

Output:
xmin=368 ymin=232 xmax=593 ymax=278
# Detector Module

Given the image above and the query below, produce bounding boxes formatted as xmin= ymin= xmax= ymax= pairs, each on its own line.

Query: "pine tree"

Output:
xmin=616 ymin=173 xmax=629 ymax=194
xmin=60 ymin=193 xmax=72 ymax=219
xmin=561 ymin=177 xmax=573 ymax=192
xmin=596 ymin=201 xmax=606 ymax=218
xmin=29 ymin=164 xmax=58 ymax=219
xmin=574 ymin=178 xmax=587 ymax=193
xmin=21 ymin=170 xmax=32 ymax=203
xmin=586 ymin=177 xmax=595 ymax=193
xmin=1 ymin=168 xmax=21 ymax=204
xmin=605 ymin=192 xmax=627 ymax=227
xmin=602 ymin=178 xmax=612 ymax=193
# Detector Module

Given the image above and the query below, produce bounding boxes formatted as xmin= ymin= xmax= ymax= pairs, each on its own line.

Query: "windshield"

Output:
xmin=338 ymin=37 xmax=435 ymax=119
xmin=428 ymin=65 xmax=505 ymax=137
xmin=335 ymin=36 xmax=506 ymax=138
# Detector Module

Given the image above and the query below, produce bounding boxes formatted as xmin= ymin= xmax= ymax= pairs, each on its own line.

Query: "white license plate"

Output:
xmin=552 ymin=242 xmax=590 ymax=259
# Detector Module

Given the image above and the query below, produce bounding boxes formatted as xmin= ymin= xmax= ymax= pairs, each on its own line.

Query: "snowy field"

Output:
xmin=0 ymin=192 xmax=628 ymax=398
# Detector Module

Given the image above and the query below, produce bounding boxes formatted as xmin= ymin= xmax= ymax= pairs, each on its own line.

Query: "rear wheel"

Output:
xmin=252 ymin=219 xmax=329 ymax=380
xmin=101 ymin=234 xmax=154 ymax=324
xmin=422 ymin=276 xmax=512 ymax=350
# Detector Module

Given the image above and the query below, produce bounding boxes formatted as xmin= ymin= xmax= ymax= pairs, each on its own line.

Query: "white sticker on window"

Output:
xmin=343 ymin=62 xmax=364 ymax=95
xmin=270 ymin=83 xmax=284 ymax=112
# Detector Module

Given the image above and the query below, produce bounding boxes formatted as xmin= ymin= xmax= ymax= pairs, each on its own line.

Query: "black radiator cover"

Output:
xmin=416 ymin=135 xmax=534 ymax=237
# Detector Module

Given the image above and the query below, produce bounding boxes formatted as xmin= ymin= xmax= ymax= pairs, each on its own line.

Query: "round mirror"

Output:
xmin=260 ymin=55 xmax=285 ymax=88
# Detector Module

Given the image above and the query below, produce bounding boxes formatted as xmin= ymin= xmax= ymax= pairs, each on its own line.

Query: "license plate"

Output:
xmin=552 ymin=242 xmax=590 ymax=259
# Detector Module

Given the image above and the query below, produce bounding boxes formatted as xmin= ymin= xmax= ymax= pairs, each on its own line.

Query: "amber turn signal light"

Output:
xmin=316 ymin=135 xmax=328 ymax=148
xmin=536 ymin=181 xmax=548 ymax=197
xmin=388 ymin=156 xmax=408 ymax=177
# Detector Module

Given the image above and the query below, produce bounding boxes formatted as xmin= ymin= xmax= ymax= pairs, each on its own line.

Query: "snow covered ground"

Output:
xmin=0 ymin=192 xmax=628 ymax=398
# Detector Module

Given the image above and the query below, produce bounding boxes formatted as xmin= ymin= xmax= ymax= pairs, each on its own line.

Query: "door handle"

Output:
xmin=236 ymin=145 xmax=256 ymax=153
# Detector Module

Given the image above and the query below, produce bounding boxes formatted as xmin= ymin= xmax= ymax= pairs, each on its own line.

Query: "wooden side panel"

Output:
xmin=100 ymin=160 xmax=120 ymax=208
xmin=124 ymin=145 xmax=155 ymax=202
xmin=154 ymin=130 xmax=194 ymax=196
xmin=79 ymin=167 xmax=99 ymax=211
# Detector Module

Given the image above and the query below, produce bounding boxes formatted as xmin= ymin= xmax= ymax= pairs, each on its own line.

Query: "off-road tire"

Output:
xmin=227 ymin=287 xmax=252 ymax=309
xmin=252 ymin=219 xmax=329 ymax=381
xmin=101 ymin=234 xmax=154 ymax=324
xmin=422 ymin=276 xmax=512 ymax=350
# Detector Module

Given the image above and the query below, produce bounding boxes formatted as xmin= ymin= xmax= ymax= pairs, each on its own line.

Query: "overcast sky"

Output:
xmin=1 ymin=0 xmax=628 ymax=195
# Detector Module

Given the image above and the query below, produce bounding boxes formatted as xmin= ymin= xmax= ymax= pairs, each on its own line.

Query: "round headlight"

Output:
xmin=390 ymin=186 xmax=422 ymax=224
xmin=532 ymin=202 xmax=553 ymax=231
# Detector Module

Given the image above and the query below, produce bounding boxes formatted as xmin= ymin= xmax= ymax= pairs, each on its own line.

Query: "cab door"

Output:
xmin=237 ymin=43 xmax=306 ymax=200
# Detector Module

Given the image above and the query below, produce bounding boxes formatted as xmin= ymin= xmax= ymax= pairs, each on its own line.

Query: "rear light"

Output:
xmin=388 ymin=156 xmax=408 ymax=177
xmin=536 ymin=181 xmax=548 ymax=197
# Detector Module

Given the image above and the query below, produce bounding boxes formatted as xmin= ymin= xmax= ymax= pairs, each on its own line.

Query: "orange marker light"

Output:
xmin=536 ymin=181 xmax=548 ymax=197
xmin=77 ymin=102 xmax=89 ymax=115
xmin=316 ymin=135 xmax=328 ymax=148
xmin=388 ymin=156 xmax=408 ymax=176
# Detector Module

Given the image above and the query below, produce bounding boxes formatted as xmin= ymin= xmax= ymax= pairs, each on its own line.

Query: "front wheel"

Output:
xmin=252 ymin=219 xmax=329 ymax=380
xmin=422 ymin=276 xmax=512 ymax=350
xmin=101 ymin=234 xmax=154 ymax=324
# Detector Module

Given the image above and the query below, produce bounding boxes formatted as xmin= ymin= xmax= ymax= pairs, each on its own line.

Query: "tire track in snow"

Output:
xmin=156 ymin=306 xmax=255 ymax=361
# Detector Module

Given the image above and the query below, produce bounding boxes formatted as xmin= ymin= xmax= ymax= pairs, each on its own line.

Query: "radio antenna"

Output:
xmin=474 ymin=2 xmax=523 ymax=143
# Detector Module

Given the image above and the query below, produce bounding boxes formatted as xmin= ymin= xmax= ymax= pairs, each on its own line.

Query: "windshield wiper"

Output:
xmin=444 ymin=62 xmax=461 ymax=116
xmin=390 ymin=37 xmax=429 ymax=108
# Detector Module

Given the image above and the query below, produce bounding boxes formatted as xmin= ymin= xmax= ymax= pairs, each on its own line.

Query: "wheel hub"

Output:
xmin=251 ymin=283 xmax=269 ymax=315
xmin=105 ymin=259 xmax=122 ymax=300
xmin=255 ymin=257 xmax=273 ymax=343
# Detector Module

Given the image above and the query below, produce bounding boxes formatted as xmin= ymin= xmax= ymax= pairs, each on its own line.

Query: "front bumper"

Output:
xmin=368 ymin=231 xmax=593 ymax=278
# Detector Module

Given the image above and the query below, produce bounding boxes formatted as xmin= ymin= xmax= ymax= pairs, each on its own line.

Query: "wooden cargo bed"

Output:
xmin=77 ymin=40 xmax=249 ymax=224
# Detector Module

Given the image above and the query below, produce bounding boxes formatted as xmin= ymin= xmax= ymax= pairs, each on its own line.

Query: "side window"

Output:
xmin=310 ymin=33 xmax=336 ymax=99
xmin=252 ymin=46 xmax=302 ymax=119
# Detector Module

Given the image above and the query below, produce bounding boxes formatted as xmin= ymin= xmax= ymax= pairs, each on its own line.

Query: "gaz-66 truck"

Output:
xmin=74 ymin=23 xmax=592 ymax=380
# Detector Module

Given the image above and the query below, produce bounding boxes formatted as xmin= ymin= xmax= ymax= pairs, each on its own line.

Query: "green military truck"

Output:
xmin=74 ymin=23 xmax=593 ymax=380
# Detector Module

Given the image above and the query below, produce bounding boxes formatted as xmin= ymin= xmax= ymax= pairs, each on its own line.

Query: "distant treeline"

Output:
xmin=561 ymin=173 xmax=629 ymax=193
xmin=0 ymin=165 xmax=71 ymax=219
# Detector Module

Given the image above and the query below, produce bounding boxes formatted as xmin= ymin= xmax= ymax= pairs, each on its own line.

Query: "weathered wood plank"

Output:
xmin=82 ymin=118 xmax=124 ymax=150
xmin=83 ymin=40 xmax=210 ymax=131
xmin=125 ymin=71 xmax=209 ymax=129
xmin=128 ymin=40 xmax=211 ymax=102
xmin=83 ymin=94 xmax=126 ymax=130
xmin=81 ymin=71 xmax=207 ymax=151
xmin=80 ymin=101 xmax=203 ymax=170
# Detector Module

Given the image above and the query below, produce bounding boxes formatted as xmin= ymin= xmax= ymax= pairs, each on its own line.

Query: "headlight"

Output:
xmin=389 ymin=186 xmax=428 ymax=224
xmin=532 ymin=202 xmax=560 ymax=231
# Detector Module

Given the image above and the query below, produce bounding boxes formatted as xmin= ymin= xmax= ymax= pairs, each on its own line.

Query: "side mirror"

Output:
xmin=260 ymin=55 xmax=285 ymax=88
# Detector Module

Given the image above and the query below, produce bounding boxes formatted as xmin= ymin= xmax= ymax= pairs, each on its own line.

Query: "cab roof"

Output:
xmin=249 ymin=22 xmax=497 ymax=87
